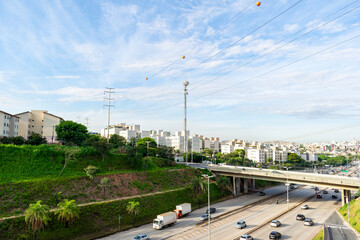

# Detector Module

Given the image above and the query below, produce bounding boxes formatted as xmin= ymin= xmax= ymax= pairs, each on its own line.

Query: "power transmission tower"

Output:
xmin=104 ymin=88 xmax=115 ymax=143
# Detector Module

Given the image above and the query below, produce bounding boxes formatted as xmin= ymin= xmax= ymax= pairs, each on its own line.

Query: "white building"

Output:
xmin=15 ymin=110 xmax=63 ymax=142
xmin=308 ymin=153 xmax=319 ymax=162
xmin=0 ymin=110 xmax=19 ymax=137
xmin=221 ymin=144 xmax=234 ymax=154
xmin=190 ymin=136 xmax=201 ymax=153
xmin=247 ymin=149 xmax=266 ymax=162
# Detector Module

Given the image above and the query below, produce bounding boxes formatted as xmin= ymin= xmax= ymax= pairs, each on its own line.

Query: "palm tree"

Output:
xmin=126 ymin=201 xmax=140 ymax=228
xmin=24 ymin=201 xmax=50 ymax=240
xmin=216 ymin=176 xmax=231 ymax=196
xmin=55 ymin=199 xmax=80 ymax=228
xmin=191 ymin=176 xmax=207 ymax=208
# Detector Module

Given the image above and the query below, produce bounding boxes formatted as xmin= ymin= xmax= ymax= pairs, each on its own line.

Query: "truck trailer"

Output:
xmin=174 ymin=203 xmax=191 ymax=219
xmin=153 ymin=212 xmax=177 ymax=230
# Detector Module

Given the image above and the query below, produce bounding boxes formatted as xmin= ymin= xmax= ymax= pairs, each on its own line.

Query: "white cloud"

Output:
xmin=284 ymin=24 xmax=299 ymax=32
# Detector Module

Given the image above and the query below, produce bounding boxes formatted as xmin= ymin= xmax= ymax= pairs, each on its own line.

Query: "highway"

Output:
xmin=99 ymin=185 xmax=290 ymax=240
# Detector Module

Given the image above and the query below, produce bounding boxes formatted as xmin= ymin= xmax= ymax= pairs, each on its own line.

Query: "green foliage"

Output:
xmin=312 ymin=229 xmax=323 ymax=240
xmin=56 ymin=121 xmax=88 ymax=146
xmin=91 ymin=139 xmax=112 ymax=161
xmin=10 ymin=136 xmax=26 ymax=145
xmin=192 ymin=176 xmax=208 ymax=208
xmin=216 ymin=176 xmax=231 ymax=195
xmin=84 ymin=166 xmax=98 ymax=180
xmin=27 ymin=133 xmax=47 ymax=145
xmin=0 ymin=136 xmax=12 ymax=144
xmin=99 ymin=178 xmax=111 ymax=194
xmin=287 ymin=153 xmax=302 ymax=163
xmin=55 ymin=199 xmax=79 ymax=227
xmin=24 ymin=200 xmax=50 ymax=239
xmin=126 ymin=201 xmax=140 ymax=228
xmin=1 ymin=185 xmax=229 ymax=240
xmin=109 ymin=134 xmax=126 ymax=148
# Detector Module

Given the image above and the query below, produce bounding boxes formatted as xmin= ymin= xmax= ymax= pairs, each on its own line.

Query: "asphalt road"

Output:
xmin=98 ymin=185 xmax=288 ymax=240
xmin=248 ymin=188 xmax=340 ymax=240
xmin=325 ymin=212 xmax=358 ymax=240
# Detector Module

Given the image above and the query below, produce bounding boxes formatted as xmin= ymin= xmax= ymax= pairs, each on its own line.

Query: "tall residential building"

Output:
xmin=0 ymin=110 xmax=19 ymax=137
xmin=247 ymin=149 xmax=266 ymax=162
xmin=15 ymin=110 xmax=63 ymax=142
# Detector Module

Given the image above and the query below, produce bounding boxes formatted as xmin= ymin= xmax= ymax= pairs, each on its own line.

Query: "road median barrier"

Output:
xmin=233 ymin=189 xmax=325 ymax=240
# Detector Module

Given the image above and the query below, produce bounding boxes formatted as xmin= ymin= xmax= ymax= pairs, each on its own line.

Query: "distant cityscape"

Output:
xmin=2 ymin=109 xmax=358 ymax=164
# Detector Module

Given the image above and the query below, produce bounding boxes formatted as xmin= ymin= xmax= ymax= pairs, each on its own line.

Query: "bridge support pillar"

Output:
xmin=243 ymin=178 xmax=248 ymax=194
xmin=252 ymin=179 xmax=256 ymax=191
xmin=233 ymin=177 xmax=241 ymax=196
xmin=342 ymin=189 xmax=351 ymax=206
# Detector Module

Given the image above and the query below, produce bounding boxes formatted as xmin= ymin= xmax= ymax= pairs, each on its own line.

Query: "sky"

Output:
xmin=1 ymin=0 xmax=360 ymax=143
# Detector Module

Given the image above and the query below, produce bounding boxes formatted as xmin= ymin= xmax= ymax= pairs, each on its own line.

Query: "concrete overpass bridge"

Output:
xmin=208 ymin=165 xmax=360 ymax=205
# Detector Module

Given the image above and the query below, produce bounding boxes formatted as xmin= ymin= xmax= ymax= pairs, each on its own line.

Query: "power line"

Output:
xmin=190 ymin=2 xmax=360 ymax=91
xmin=133 ymin=32 xmax=360 ymax=115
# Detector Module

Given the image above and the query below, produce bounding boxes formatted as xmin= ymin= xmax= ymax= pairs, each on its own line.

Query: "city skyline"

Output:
xmin=1 ymin=0 xmax=360 ymax=143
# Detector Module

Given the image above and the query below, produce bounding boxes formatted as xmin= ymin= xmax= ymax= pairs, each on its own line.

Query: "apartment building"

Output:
xmin=15 ymin=110 xmax=63 ymax=142
xmin=247 ymin=149 xmax=266 ymax=162
xmin=0 ymin=110 xmax=19 ymax=137
xmin=221 ymin=144 xmax=234 ymax=154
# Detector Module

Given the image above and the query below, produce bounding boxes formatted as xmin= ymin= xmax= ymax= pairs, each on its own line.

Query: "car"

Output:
xmin=304 ymin=218 xmax=314 ymax=226
xmin=270 ymin=220 xmax=281 ymax=227
xmin=323 ymin=190 xmax=328 ymax=194
xmin=331 ymin=194 xmax=338 ymax=199
xmin=133 ymin=234 xmax=150 ymax=240
xmin=296 ymin=214 xmax=305 ymax=221
xmin=199 ymin=214 xmax=210 ymax=221
xmin=314 ymin=187 xmax=319 ymax=191
xmin=289 ymin=185 xmax=295 ymax=189
xmin=235 ymin=220 xmax=247 ymax=229
xmin=316 ymin=194 xmax=322 ymax=199
xmin=311 ymin=186 xmax=315 ymax=189
xmin=334 ymin=189 xmax=339 ymax=193
xmin=269 ymin=231 xmax=282 ymax=239
xmin=206 ymin=207 xmax=216 ymax=214
xmin=240 ymin=234 xmax=253 ymax=240
xmin=258 ymin=191 xmax=266 ymax=196
xmin=301 ymin=204 xmax=309 ymax=209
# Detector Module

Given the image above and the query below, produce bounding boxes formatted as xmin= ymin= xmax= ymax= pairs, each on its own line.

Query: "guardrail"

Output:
xmin=209 ymin=165 xmax=360 ymax=190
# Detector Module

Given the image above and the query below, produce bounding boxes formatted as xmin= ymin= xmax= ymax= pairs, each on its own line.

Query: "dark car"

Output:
xmin=323 ymin=190 xmax=328 ymax=194
xmin=269 ymin=231 xmax=281 ymax=239
xmin=258 ymin=191 xmax=266 ymax=196
xmin=334 ymin=189 xmax=339 ymax=193
xmin=316 ymin=194 xmax=322 ymax=199
xmin=296 ymin=214 xmax=305 ymax=221
xmin=206 ymin=207 xmax=216 ymax=214
xmin=331 ymin=194 xmax=338 ymax=199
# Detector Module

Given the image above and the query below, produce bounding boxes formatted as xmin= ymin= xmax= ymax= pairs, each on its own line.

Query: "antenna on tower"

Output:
xmin=104 ymin=87 xmax=115 ymax=143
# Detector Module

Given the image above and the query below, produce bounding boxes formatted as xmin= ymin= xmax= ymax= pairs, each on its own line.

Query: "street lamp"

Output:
xmin=202 ymin=174 xmax=211 ymax=240
xmin=284 ymin=167 xmax=290 ymax=210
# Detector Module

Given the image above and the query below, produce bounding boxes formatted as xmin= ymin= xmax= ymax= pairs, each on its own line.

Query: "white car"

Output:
xmin=235 ymin=220 xmax=247 ymax=229
xmin=199 ymin=214 xmax=210 ymax=221
xmin=240 ymin=234 xmax=253 ymax=240
xmin=133 ymin=234 xmax=150 ymax=240
xmin=304 ymin=219 xmax=314 ymax=226
xmin=270 ymin=220 xmax=281 ymax=227
xmin=301 ymin=204 xmax=309 ymax=209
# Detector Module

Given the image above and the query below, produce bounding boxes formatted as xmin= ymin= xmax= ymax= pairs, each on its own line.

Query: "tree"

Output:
xmin=82 ymin=134 xmax=100 ymax=147
xmin=26 ymin=133 xmax=47 ymax=145
xmin=55 ymin=199 xmax=79 ymax=228
xmin=0 ymin=136 xmax=11 ymax=144
xmin=99 ymin=177 xmax=111 ymax=195
xmin=109 ymin=134 xmax=127 ymax=148
xmin=56 ymin=121 xmax=88 ymax=146
xmin=84 ymin=165 xmax=98 ymax=180
xmin=216 ymin=176 xmax=231 ymax=195
xmin=11 ymin=136 xmax=26 ymax=145
xmin=191 ymin=176 xmax=207 ymax=208
xmin=287 ymin=153 xmax=302 ymax=164
xmin=92 ymin=139 xmax=112 ymax=161
xmin=59 ymin=147 xmax=81 ymax=176
xmin=126 ymin=201 xmax=140 ymax=228
xmin=24 ymin=201 xmax=50 ymax=240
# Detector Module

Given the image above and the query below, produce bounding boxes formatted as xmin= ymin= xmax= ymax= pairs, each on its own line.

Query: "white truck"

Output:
xmin=153 ymin=212 xmax=177 ymax=230
xmin=174 ymin=203 xmax=191 ymax=219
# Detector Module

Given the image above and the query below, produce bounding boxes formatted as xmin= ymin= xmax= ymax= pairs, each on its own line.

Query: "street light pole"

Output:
xmin=184 ymin=80 xmax=189 ymax=164
xmin=202 ymin=174 xmax=211 ymax=240
xmin=285 ymin=167 xmax=290 ymax=210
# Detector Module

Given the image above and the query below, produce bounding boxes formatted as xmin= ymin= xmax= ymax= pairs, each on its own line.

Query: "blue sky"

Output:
xmin=1 ymin=0 xmax=360 ymax=143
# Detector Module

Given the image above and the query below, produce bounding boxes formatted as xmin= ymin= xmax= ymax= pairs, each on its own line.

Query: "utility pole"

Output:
xmin=184 ymin=80 xmax=189 ymax=163
xmin=104 ymin=88 xmax=115 ymax=143
xmin=146 ymin=141 xmax=150 ymax=157
xmin=84 ymin=117 xmax=89 ymax=130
